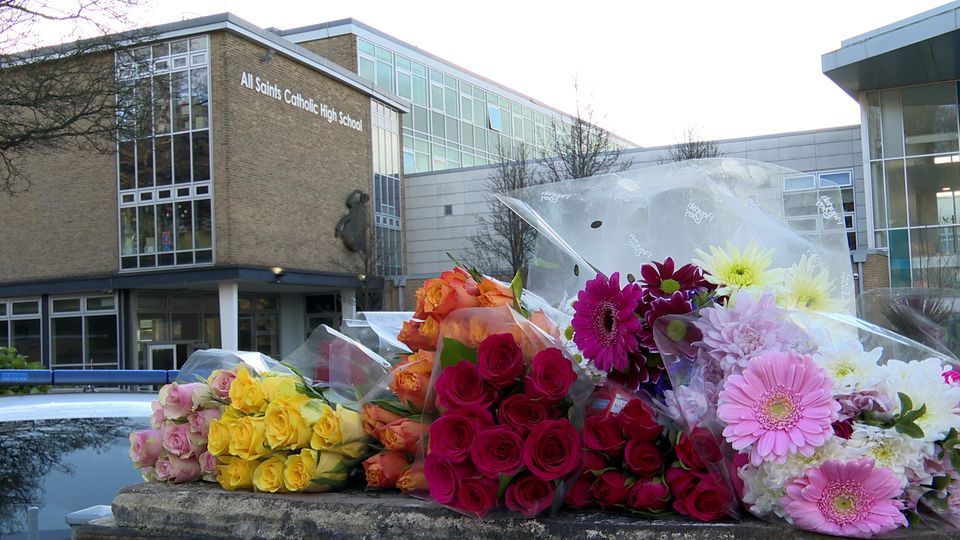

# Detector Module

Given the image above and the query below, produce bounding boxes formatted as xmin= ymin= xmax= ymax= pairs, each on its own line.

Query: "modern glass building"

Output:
xmin=824 ymin=1 xmax=960 ymax=289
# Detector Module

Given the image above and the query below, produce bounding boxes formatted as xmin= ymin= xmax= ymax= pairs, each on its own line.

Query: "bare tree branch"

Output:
xmin=660 ymin=126 xmax=723 ymax=163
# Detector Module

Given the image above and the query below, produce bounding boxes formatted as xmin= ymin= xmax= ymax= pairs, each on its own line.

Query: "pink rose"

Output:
xmin=524 ymin=348 xmax=576 ymax=404
xmin=505 ymin=475 xmax=555 ymax=517
xmin=161 ymin=422 xmax=194 ymax=458
xmin=429 ymin=413 xmax=478 ymax=463
xmin=154 ymin=456 xmax=174 ymax=481
xmin=434 ymin=361 xmax=497 ymax=412
xmin=158 ymin=382 xmax=207 ymax=419
xmin=455 ymin=477 xmax=499 ymax=518
xmin=471 ymin=425 xmax=523 ymax=478
xmin=208 ymin=369 xmax=237 ymax=400
xmin=188 ymin=408 xmax=222 ymax=438
xmin=198 ymin=451 xmax=219 ymax=475
xmin=523 ymin=419 xmax=581 ymax=481
xmin=150 ymin=400 xmax=164 ymax=429
xmin=129 ymin=429 xmax=163 ymax=467
xmin=477 ymin=333 xmax=526 ymax=389
xmin=627 ymin=478 xmax=671 ymax=512
xmin=166 ymin=455 xmax=202 ymax=483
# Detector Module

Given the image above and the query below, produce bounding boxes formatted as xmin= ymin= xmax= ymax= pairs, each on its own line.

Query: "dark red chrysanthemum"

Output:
xmin=638 ymin=257 xmax=712 ymax=301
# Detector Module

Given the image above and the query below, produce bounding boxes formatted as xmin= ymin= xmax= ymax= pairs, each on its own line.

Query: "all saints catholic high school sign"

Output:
xmin=239 ymin=71 xmax=364 ymax=132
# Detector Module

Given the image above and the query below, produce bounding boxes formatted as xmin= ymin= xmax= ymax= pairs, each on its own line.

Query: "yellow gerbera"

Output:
xmin=693 ymin=240 xmax=784 ymax=296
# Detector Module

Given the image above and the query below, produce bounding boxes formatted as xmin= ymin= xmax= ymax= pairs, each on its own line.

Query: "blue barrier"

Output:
xmin=0 ymin=369 xmax=180 ymax=386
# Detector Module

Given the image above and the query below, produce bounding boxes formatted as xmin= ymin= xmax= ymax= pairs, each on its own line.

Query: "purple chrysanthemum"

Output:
xmin=572 ymin=272 xmax=642 ymax=373
xmin=639 ymin=257 xmax=712 ymax=300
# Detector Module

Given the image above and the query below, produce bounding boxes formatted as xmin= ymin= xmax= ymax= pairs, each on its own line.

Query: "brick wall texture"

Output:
xmin=862 ymin=252 xmax=890 ymax=291
xmin=297 ymin=35 xmax=358 ymax=73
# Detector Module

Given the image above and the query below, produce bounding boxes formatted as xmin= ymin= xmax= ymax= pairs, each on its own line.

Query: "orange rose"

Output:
xmin=477 ymin=278 xmax=514 ymax=307
xmin=529 ymin=309 xmax=561 ymax=340
xmin=418 ymin=316 xmax=441 ymax=350
xmin=378 ymin=419 xmax=427 ymax=455
xmin=388 ymin=350 xmax=433 ymax=411
xmin=397 ymin=463 xmax=427 ymax=495
xmin=363 ymin=450 xmax=410 ymax=489
xmin=421 ymin=272 xmax=481 ymax=318
xmin=398 ymin=319 xmax=437 ymax=352
xmin=361 ymin=403 xmax=404 ymax=438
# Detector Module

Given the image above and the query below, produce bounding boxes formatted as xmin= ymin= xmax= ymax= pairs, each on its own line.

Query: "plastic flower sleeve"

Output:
xmin=409 ymin=305 xmax=593 ymax=519
xmin=654 ymin=296 xmax=960 ymax=537
xmin=175 ymin=348 xmax=292 ymax=383
xmin=340 ymin=311 xmax=414 ymax=361
xmin=858 ymin=287 xmax=960 ymax=360
xmin=496 ymin=158 xmax=854 ymax=313
xmin=283 ymin=324 xmax=393 ymax=406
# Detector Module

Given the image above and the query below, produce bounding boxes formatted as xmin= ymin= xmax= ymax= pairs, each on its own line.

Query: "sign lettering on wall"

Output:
xmin=239 ymin=71 xmax=363 ymax=132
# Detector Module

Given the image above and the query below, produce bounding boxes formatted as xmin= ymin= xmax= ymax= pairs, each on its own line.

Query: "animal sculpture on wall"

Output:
xmin=335 ymin=189 xmax=370 ymax=254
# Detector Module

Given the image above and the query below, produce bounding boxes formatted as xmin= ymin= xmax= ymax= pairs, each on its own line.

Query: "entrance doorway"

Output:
xmin=147 ymin=343 xmax=177 ymax=370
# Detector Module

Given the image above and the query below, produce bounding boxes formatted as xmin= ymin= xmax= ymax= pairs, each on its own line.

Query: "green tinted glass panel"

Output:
xmin=888 ymin=229 xmax=911 ymax=286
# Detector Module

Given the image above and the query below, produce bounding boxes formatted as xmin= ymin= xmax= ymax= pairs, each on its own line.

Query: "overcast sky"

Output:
xmin=126 ymin=1 xmax=952 ymax=146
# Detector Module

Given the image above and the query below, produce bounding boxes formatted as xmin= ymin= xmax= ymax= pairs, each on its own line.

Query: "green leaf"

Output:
xmin=930 ymin=475 xmax=951 ymax=491
xmin=497 ymin=474 xmax=513 ymax=499
xmin=895 ymin=420 xmax=924 ymax=439
xmin=898 ymin=393 xmax=913 ymax=414
xmin=898 ymin=403 xmax=926 ymax=424
xmin=439 ymin=337 xmax=478 ymax=369
xmin=445 ymin=252 xmax=483 ymax=283
xmin=950 ymin=448 xmax=960 ymax=473
xmin=369 ymin=399 xmax=413 ymax=417
xmin=508 ymin=271 xmax=530 ymax=318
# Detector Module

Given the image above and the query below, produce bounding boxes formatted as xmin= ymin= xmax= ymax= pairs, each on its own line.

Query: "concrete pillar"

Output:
xmin=218 ymin=281 xmax=239 ymax=351
xmin=340 ymin=288 xmax=357 ymax=321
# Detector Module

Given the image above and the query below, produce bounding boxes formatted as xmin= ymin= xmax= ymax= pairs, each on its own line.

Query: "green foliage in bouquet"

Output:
xmin=0 ymin=347 xmax=49 ymax=395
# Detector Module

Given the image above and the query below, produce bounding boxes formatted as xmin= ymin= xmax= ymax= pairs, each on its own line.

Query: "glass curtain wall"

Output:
xmin=371 ymin=100 xmax=402 ymax=276
xmin=866 ymin=82 xmax=960 ymax=287
xmin=357 ymin=38 xmax=559 ymax=173
xmin=116 ymin=36 xmax=213 ymax=271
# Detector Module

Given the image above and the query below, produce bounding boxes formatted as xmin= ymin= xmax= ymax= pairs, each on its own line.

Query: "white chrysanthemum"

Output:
xmin=693 ymin=241 xmax=785 ymax=297
xmin=739 ymin=464 xmax=781 ymax=517
xmin=812 ymin=337 xmax=883 ymax=394
xmin=778 ymin=255 xmax=847 ymax=313
xmin=881 ymin=358 xmax=960 ymax=442
xmin=846 ymin=424 xmax=927 ymax=485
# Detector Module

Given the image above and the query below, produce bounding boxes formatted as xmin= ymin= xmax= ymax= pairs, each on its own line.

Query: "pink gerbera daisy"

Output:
xmin=717 ymin=351 xmax=839 ymax=465
xmin=572 ymin=272 xmax=642 ymax=373
xmin=781 ymin=459 xmax=907 ymax=538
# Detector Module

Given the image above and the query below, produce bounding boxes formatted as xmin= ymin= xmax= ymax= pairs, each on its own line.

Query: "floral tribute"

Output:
xmin=131 ymin=365 xmax=373 ymax=493
xmin=648 ymin=241 xmax=960 ymax=537
xmin=564 ymin=383 xmax=730 ymax=521
xmin=421 ymin=305 xmax=588 ymax=518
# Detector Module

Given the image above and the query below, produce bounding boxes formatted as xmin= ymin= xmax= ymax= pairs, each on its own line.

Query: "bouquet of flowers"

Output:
xmin=565 ymin=382 xmax=730 ymax=521
xmin=418 ymin=304 xmax=593 ymax=518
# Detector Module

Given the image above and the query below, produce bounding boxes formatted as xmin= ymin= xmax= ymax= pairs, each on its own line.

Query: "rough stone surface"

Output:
xmin=70 ymin=482 xmax=958 ymax=540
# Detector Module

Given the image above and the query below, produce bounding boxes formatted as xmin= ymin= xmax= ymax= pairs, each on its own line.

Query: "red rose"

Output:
xmin=498 ymin=394 xmax=550 ymax=433
xmin=471 ymin=425 xmax=523 ymax=478
xmin=664 ymin=466 xmax=698 ymax=504
xmin=505 ymin=475 xmax=555 ymax=517
xmin=523 ymin=419 xmax=581 ymax=481
xmin=524 ymin=348 xmax=576 ymax=404
xmin=591 ymin=470 xmax=630 ymax=508
xmin=564 ymin=476 xmax=595 ymax=508
xmin=627 ymin=478 xmax=671 ymax=512
xmin=456 ymin=403 xmax=495 ymax=429
xmin=623 ymin=440 xmax=663 ymax=477
xmin=675 ymin=427 xmax=722 ymax=470
xmin=618 ymin=399 xmax=662 ymax=442
xmin=582 ymin=449 xmax=607 ymax=473
xmin=429 ymin=414 xmax=478 ymax=462
xmin=731 ymin=453 xmax=749 ymax=499
xmin=456 ymin=477 xmax=499 ymax=518
xmin=684 ymin=477 xmax=729 ymax=522
xmin=434 ymin=361 xmax=497 ymax=411
xmin=424 ymin=454 xmax=459 ymax=504
xmin=583 ymin=415 xmax=625 ymax=458
xmin=477 ymin=333 xmax=525 ymax=389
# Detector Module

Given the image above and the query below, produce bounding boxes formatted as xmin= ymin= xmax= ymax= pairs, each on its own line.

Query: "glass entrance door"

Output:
xmin=148 ymin=344 xmax=177 ymax=370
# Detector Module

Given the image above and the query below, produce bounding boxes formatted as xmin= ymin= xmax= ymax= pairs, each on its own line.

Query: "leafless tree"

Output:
xmin=538 ymin=86 xmax=632 ymax=182
xmin=0 ymin=0 xmax=147 ymax=195
xmin=467 ymin=143 xmax=539 ymax=278
xmin=660 ymin=126 xmax=723 ymax=163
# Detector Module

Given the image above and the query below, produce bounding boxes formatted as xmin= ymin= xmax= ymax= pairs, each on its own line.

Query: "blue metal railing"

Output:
xmin=0 ymin=369 xmax=180 ymax=387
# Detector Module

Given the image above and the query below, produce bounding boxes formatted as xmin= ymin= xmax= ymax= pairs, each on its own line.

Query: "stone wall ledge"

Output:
xmin=74 ymin=482 xmax=956 ymax=540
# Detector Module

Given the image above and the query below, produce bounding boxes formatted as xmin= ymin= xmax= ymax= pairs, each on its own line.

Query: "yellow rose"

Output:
xmin=282 ymin=448 xmax=351 ymax=492
xmin=221 ymin=406 xmax=244 ymax=421
xmin=229 ymin=416 xmax=271 ymax=460
xmin=216 ymin=456 xmax=259 ymax=491
xmin=229 ymin=368 xmax=267 ymax=415
xmin=265 ymin=395 xmax=327 ymax=450
xmin=252 ymin=455 xmax=287 ymax=493
xmin=328 ymin=404 xmax=371 ymax=459
xmin=313 ymin=451 xmax=350 ymax=485
xmin=283 ymin=449 xmax=317 ymax=492
xmin=260 ymin=374 xmax=299 ymax=402
xmin=309 ymin=403 xmax=341 ymax=450
xmin=207 ymin=417 xmax=234 ymax=456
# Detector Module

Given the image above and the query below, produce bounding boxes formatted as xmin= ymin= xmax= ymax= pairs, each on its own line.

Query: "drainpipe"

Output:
xmin=393 ymin=276 xmax=407 ymax=311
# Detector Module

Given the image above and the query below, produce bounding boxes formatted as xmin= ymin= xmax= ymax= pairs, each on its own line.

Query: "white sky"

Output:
xmin=123 ymin=1 xmax=954 ymax=146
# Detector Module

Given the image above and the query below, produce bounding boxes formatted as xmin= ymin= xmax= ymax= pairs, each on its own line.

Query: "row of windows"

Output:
xmin=866 ymin=82 xmax=960 ymax=161
xmin=118 ymin=131 xmax=210 ymax=190
xmin=118 ymin=67 xmax=209 ymax=141
xmin=783 ymin=171 xmax=858 ymax=251
xmin=120 ymin=199 xmax=213 ymax=270
xmin=372 ymin=101 xmax=403 ymax=276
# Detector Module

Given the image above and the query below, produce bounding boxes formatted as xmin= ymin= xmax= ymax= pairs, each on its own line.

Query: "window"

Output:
xmin=372 ymin=101 xmax=403 ymax=276
xmin=782 ymin=170 xmax=857 ymax=251
xmin=239 ymin=295 xmax=279 ymax=358
xmin=0 ymin=299 xmax=41 ymax=363
xmin=487 ymin=104 xmax=502 ymax=132
xmin=49 ymin=295 xmax=118 ymax=368
xmin=305 ymin=294 xmax=341 ymax=338
xmin=117 ymin=36 xmax=213 ymax=271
